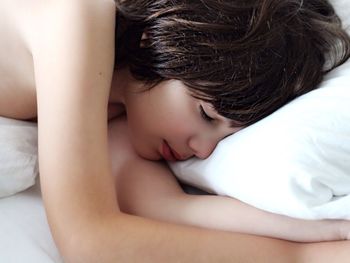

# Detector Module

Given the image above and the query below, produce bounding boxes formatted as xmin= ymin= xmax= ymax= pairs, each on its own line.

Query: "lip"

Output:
xmin=162 ymin=141 xmax=181 ymax=162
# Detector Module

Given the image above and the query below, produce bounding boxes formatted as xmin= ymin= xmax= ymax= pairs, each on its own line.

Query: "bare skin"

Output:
xmin=1 ymin=0 xmax=350 ymax=262
xmin=108 ymin=116 xmax=350 ymax=243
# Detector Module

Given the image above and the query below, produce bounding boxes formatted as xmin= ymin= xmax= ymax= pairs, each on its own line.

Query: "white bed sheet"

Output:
xmin=0 ymin=181 xmax=63 ymax=263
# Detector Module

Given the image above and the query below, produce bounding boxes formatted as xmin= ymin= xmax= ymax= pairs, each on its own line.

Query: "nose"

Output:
xmin=188 ymin=135 xmax=219 ymax=159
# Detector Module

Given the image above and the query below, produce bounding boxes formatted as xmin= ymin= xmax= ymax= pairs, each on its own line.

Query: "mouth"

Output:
xmin=161 ymin=140 xmax=182 ymax=162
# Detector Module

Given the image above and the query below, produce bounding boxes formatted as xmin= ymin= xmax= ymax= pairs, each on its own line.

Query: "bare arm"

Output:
xmin=109 ymin=118 xmax=350 ymax=243
xmin=30 ymin=1 xmax=350 ymax=262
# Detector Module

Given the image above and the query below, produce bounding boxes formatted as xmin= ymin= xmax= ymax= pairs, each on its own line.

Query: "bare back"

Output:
xmin=0 ymin=0 xmax=46 ymax=120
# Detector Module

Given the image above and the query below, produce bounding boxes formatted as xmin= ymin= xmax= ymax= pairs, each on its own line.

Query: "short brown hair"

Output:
xmin=115 ymin=0 xmax=350 ymax=126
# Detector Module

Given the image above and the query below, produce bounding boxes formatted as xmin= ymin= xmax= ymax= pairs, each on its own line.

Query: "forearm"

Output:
xmin=172 ymin=194 xmax=348 ymax=242
xmin=116 ymin=157 xmax=347 ymax=242
xmin=61 ymin=208 xmax=350 ymax=263
xmin=64 ymin=211 xmax=301 ymax=263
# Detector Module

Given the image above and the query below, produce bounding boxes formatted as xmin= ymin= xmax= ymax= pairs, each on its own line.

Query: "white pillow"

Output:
xmin=170 ymin=0 xmax=350 ymax=220
xmin=0 ymin=117 xmax=38 ymax=198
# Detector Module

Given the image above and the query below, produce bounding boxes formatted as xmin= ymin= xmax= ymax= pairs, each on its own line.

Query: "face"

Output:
xmin=124 ymin=79 xmax=241 ymax=161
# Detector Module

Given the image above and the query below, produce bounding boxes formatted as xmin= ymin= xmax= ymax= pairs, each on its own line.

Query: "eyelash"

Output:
xmin=200 ymin=105 xmax=214 ymax=122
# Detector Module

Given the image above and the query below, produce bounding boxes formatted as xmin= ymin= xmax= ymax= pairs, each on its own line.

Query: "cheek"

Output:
xmin=165 ymin=117 xmax=198 ymax=142
xmin=169 ymin=123 xmax=190 ymax=136
xmin=127 ymin=108 xmax=155 ymax=140
xmin=125 ymin=110 xmax=161 ymax=160
xmin=126 ymin=123 xmax=160 ymax=160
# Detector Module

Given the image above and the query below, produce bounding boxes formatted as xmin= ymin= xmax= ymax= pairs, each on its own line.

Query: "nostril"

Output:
xmin=188 ymin=148 xmax=206 ymax=160
xmin=197 ymin=143 xmax=217 ymax=159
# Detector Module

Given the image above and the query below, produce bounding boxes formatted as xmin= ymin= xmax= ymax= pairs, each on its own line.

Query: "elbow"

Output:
xmin=52 ymin=217 xmax=122 ymax=263
xmin=52 ymin=212 xmax=139 ymax=263
xmin=54 ymin=231 xmax=96 ymax=263
xmin=57 ymin=231 xmax=108 ymax=263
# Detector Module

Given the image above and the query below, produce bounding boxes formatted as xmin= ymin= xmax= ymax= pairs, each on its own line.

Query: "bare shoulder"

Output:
xmin=0 ymin=0 xmax=116 ymax=120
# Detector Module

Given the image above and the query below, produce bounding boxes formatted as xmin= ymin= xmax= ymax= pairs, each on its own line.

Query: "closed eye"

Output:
xmin=200 ymin=105 xmax=214 ymax=122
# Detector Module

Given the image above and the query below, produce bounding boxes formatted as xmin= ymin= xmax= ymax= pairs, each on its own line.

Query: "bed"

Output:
xmin=0 ymin=182 xmax=63 ymax=263
xmin=0 ymin=1 xmax=349 ymax=262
